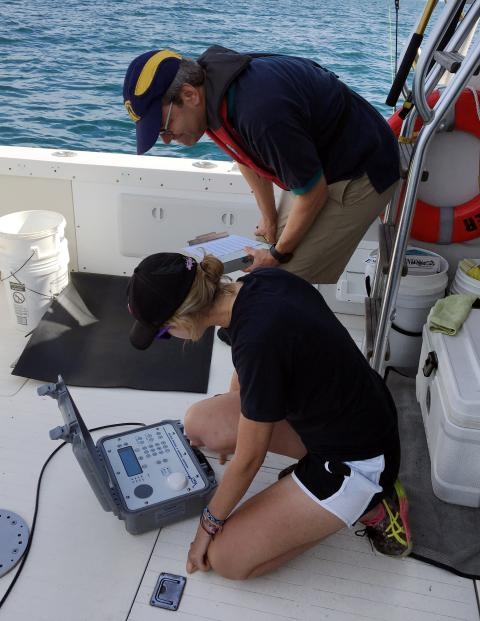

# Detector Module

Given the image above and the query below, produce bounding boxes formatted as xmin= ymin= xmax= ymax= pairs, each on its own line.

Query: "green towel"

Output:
xmin=427 ymin=294 xmax=477 ymax=335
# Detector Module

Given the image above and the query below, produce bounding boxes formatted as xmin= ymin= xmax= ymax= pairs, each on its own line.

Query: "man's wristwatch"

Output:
xmin=269 ymin=244 xmax=294 ymax=264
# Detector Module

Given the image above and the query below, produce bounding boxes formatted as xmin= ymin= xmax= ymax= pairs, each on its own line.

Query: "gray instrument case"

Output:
xmin=39 ymin=376 xmax=217 ymax=534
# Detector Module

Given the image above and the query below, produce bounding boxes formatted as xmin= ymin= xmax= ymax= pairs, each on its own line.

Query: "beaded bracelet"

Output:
xmin=200 ymin=516 xmax=220 ymax=537
xmin=203 ymin=506 xmax=226 ymax=527
xmin=199 ymin=506 xmax=225 ymax=537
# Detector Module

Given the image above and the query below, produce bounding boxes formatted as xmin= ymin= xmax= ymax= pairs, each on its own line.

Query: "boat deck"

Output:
xmin=1 ymin=292 xmax=479 ymax=621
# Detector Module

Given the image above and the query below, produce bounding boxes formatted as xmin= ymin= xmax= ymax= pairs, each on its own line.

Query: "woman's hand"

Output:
xmin=186 ymin=527 xmax=213 ymax=574
xmin=185 ymin=416 xmax=274 ymax=575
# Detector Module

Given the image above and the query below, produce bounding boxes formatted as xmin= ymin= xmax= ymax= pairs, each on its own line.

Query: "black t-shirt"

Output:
xmin=228 ymin=55 xmax=399 ymax=194
xmin=226 ymin=268 xmax=398 ymax=461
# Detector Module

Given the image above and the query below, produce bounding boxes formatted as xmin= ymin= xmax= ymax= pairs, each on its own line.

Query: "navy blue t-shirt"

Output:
xmin=228 ymin=55 xmax=399 ymax=194
xmin=226 ymin=268 xmax=398 ymax=461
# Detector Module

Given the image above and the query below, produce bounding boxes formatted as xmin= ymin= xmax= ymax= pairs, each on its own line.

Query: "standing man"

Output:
xmin=123 ymin=45 xmax=399 ymax=284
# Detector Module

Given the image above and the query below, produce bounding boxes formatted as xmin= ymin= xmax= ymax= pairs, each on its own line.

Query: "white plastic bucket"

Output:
xmin=0 ymin=210 xmax=69 ymax=332
xmin=450 ymin=260 xmax=480 ymax=296
xmin=365 ymin=247 xmax=449 ymax=368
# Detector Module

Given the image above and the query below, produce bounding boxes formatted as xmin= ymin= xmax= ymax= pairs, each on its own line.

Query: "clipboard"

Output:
xmin=182 ymin=232 xmax=270 ymax=273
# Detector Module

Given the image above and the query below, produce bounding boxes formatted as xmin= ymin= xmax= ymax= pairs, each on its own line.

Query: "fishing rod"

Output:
xmin=387 ymin=0 xmax=468 ymax=121
xmin=386 ymin=0 xmax=439 ymax=108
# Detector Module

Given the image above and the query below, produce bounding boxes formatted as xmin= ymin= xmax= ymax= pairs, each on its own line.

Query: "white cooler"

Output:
xmin=416 ymin=308 xmax=480 ymax=507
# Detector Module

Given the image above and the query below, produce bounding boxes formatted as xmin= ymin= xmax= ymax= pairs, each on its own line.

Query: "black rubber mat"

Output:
xmin=12 ymin=272 xmax=214 ymax=392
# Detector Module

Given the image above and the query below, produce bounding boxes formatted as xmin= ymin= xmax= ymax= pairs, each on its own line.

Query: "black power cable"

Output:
xmin=0 ymin=421 xmax=146 ymax=611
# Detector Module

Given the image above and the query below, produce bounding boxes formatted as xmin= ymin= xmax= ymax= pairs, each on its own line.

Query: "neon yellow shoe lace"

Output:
xmin=381 ymin=498 xmax=407 ymax=546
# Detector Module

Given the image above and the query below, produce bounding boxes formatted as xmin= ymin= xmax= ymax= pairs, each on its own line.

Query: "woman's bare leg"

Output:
xmin=207 ymin=475 xmax=345 ymax=580
xmin=185 ymin=388 xmax=345 ymax=579
xmin=184 ymin=391 xmax=306 ymax=459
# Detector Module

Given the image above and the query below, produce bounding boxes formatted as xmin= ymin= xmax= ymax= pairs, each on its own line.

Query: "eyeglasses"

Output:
xmin=155 ymin=325 xmax=172 ymax=340
xmin=159 ymin=101 xmax=174 ymax=136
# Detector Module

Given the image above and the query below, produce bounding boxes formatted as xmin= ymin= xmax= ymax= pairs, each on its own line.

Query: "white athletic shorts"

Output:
xmin=291 ymin=454 xmax=385 ymax=527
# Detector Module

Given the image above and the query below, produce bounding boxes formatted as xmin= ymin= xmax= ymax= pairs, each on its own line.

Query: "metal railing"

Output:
xmin=370 ymin=0 xmax=480 ymax=372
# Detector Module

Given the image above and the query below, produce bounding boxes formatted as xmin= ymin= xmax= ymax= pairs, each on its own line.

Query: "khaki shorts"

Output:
xmin=268 ymin=174 xmax=397 ymax=284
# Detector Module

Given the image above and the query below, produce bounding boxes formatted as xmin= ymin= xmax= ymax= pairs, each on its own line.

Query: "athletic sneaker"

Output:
xmin=359 ymin=479 xmax=412 ymax=558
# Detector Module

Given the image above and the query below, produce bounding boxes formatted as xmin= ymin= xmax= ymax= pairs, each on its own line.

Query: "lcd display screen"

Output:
xmin=118 ymin=446 xmax=142 ymax=477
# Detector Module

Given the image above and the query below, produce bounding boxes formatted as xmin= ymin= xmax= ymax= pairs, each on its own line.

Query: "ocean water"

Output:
xmin=1 ymin=0 xmax=424 ymax=161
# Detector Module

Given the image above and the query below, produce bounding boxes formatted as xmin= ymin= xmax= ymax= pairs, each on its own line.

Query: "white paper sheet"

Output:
xmin=182 ymin=234 xmax=269 ymax=273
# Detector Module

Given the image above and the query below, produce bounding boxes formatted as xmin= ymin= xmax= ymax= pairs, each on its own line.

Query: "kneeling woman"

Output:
xmin=127 ymin=252 xmax=411 ymax=580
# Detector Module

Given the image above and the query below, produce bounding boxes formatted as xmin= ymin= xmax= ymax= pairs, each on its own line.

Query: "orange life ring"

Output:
xmin=388 ymin=89 xmax=480 ymax=244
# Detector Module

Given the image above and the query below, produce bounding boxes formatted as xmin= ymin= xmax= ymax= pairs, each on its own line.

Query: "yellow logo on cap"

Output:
xmin=124 ymin=100 xmax=141 ymax=122
xmin=135 ymin=50 xmax=182 ymax=96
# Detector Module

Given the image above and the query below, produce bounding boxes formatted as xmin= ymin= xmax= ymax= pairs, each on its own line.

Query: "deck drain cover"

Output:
xmin=0 ymin=509 xmax=29 ymax=578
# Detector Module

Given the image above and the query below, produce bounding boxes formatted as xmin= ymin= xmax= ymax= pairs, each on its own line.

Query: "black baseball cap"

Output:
xmin=127 ymin=253 xmax=198 ymax=349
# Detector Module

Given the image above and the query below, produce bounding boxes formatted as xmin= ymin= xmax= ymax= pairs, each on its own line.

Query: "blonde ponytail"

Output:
xmin=170 ymin=254 xmax=236 ymax=340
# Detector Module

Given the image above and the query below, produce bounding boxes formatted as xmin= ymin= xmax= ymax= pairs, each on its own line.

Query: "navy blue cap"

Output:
xmin=123 ymin=50 xmax=182 ymax=154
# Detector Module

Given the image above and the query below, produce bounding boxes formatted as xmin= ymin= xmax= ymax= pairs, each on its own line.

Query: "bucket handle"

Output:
xmin=0 ymin=251 xmax=35 ymax=283
xmin=391 ymin=323 xmax=422 ymax=338
xmin=30 ymin=244 xmax=46 ymax=260
xmin=29 ymin=238 xmax=65 ymax=260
